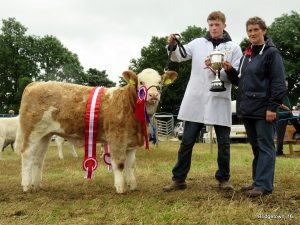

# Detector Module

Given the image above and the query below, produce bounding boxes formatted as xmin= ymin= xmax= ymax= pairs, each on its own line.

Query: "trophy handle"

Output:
xmin=207 ymin=66 xmax=216 ymax=74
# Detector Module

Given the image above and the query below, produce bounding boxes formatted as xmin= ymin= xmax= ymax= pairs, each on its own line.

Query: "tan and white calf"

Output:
xmin=15 ymin=68 xmax=177 ymax=193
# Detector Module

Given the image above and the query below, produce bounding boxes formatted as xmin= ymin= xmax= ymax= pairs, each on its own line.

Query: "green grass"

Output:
xmin=0 ymin=141 xmax=299 ymax=225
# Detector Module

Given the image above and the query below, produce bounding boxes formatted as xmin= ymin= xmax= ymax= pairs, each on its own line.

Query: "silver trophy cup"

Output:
xmin=208 ymin=50 xmax=226 ymax=92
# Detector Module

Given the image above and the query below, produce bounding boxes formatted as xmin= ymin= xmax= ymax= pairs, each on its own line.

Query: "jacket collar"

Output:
xmin=204 ymin=30 xmax=232 ymax=48
xmin=245 ymin=36 xmax=276 ymax=56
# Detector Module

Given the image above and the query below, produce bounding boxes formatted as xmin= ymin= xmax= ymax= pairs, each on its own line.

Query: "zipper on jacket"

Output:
xmin=239 ymin=56 xmax=251 ymax=114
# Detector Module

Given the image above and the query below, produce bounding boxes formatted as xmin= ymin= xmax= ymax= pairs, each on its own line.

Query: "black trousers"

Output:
xmin=172 ymin=121 xmax=231 ymax=182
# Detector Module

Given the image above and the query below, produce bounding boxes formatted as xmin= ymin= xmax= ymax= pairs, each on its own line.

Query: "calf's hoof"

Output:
xmin=32 ymin=184 xmax=42 ymax=192
xmin=22 ymin=185 xmax=31 ymax=192
xmin=115 ymin=185 xmax=126 ymax=194
xmin=127 ymin=182 xmax=137 ymax=191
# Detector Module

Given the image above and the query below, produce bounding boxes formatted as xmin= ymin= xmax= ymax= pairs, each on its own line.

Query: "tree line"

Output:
xmin=0 ymin=18 xmax=116 ymax=113
xmin=129 ymin=11 xmax=300 ymax=114
xmin=1 ymin=11 xmax=299 ymax=114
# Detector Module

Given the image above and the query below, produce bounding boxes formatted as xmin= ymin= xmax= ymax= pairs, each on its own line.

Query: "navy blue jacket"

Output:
xmin=226 ymin=37 xmax=286 ymax=119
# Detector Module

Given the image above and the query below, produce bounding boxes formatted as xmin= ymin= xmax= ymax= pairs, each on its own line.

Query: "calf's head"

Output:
xmin=123 ymin=68 xmax=177 ymax=117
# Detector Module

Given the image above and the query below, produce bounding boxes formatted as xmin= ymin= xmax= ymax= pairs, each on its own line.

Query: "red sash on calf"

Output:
xmin=135 ymin=85 xmax=149 ymax=150
xmin=103 ymin=143 xmax=112 ymax=171
xmin=83 ymin=85 xmax=150 ymax=179
xmin=83 ymin=86 xmax=105 ymax=179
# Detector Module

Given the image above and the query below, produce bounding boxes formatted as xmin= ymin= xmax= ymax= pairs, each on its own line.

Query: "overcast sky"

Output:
xmin=1 ymin=0 xmax=299 ymax=83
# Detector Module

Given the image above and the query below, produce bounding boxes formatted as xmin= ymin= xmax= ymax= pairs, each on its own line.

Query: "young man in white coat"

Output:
xmin=163 ymin=11 xmax=242 ymax=192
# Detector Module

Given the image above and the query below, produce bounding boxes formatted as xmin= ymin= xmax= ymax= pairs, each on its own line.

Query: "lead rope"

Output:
xmin=164 ymin=34 xmax=187 ymax=72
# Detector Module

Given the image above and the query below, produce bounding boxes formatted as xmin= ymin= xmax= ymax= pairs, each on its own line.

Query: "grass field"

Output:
xmin=0 ymin=141 xmax=299 ymax=225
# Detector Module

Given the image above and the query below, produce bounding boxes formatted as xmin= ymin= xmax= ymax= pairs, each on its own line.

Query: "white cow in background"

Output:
xmin=53 ymin=135 xmax=78 ymax=159
xmin=2 ymin=140 xmax=15 ymax=151
xmin=0 ymin=116 xmax=77 ymax=160
xmin=0 ymin=116 xmax=18 ymax=160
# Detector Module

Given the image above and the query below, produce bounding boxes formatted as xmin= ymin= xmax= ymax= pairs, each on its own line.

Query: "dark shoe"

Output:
xmin=218 ymin=181 xmax=234 ymax=191
xmin=246 ymin=187 xmax=271 ymax=197
xmin=163 ymin=181 xmax=187 ymax=192
xmin=240 ymin=184 xmax=254 ymax=192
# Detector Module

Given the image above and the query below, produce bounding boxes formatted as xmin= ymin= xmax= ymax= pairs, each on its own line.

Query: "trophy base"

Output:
xmin=210 ymin=80 xmax=226 ymax=92
xmin=209 ymin=86 xmax=226 ymax=92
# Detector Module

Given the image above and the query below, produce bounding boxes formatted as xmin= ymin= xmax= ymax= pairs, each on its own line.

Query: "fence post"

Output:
xmin=209 ymin=125 xmax=213 ymax=154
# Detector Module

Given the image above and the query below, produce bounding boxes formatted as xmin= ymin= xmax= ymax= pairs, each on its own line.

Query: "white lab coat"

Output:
xmin=170 ymin=37 xmax=242 ymax=127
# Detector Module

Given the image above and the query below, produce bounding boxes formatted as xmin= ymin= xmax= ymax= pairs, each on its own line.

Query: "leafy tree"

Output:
xmin=268 ymin=11 xmax=300 ymax=106
xmin=239 ymin=38 xmax=250 ymax=51
xmin=35 ymin=35 xmax=85 ymax=83
xmin=129 ymin=26 xmax=206 ymax=115
xmin=0 ymin=18 xmax=87 ymax=113
xmin=130 ymin=36 xmax=168 ymax=74
xmin=85 ymin=68 xmax=116 ymax=87
xmin=121 ymin=36 xmax=172 ymax=87
xmin=0 ymin=18 xmax=37 ymax=113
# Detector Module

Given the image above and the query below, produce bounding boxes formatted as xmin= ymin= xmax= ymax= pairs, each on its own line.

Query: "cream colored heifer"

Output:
xmin=15 ymin=69 xmax=177 ymax=193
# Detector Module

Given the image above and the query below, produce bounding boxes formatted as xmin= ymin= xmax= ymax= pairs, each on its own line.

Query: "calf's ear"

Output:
xmin=122 ymin=70 xmax=138 ymax=86
xmin=162 ymin=70 xmax=177 ymax=86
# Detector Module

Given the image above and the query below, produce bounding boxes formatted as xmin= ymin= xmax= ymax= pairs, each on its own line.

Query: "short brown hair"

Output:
xmin=207 ymin=11 xmax=226 ymax=23
xmin=246 ymin=17 xmax=267 ymax=31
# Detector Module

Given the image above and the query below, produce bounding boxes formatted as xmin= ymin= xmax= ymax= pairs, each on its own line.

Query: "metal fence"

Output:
xmin=154 ymin=113 xmax=174 ymax=140
xmin=0 ymin=114 xmax=16 ymax=117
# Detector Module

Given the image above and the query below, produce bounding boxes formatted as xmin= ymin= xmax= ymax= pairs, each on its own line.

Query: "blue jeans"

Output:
xmin=243 ymin=118 xmax=276 ymax=192
xmin=172 ymin=121 xmax=231 ymax=182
